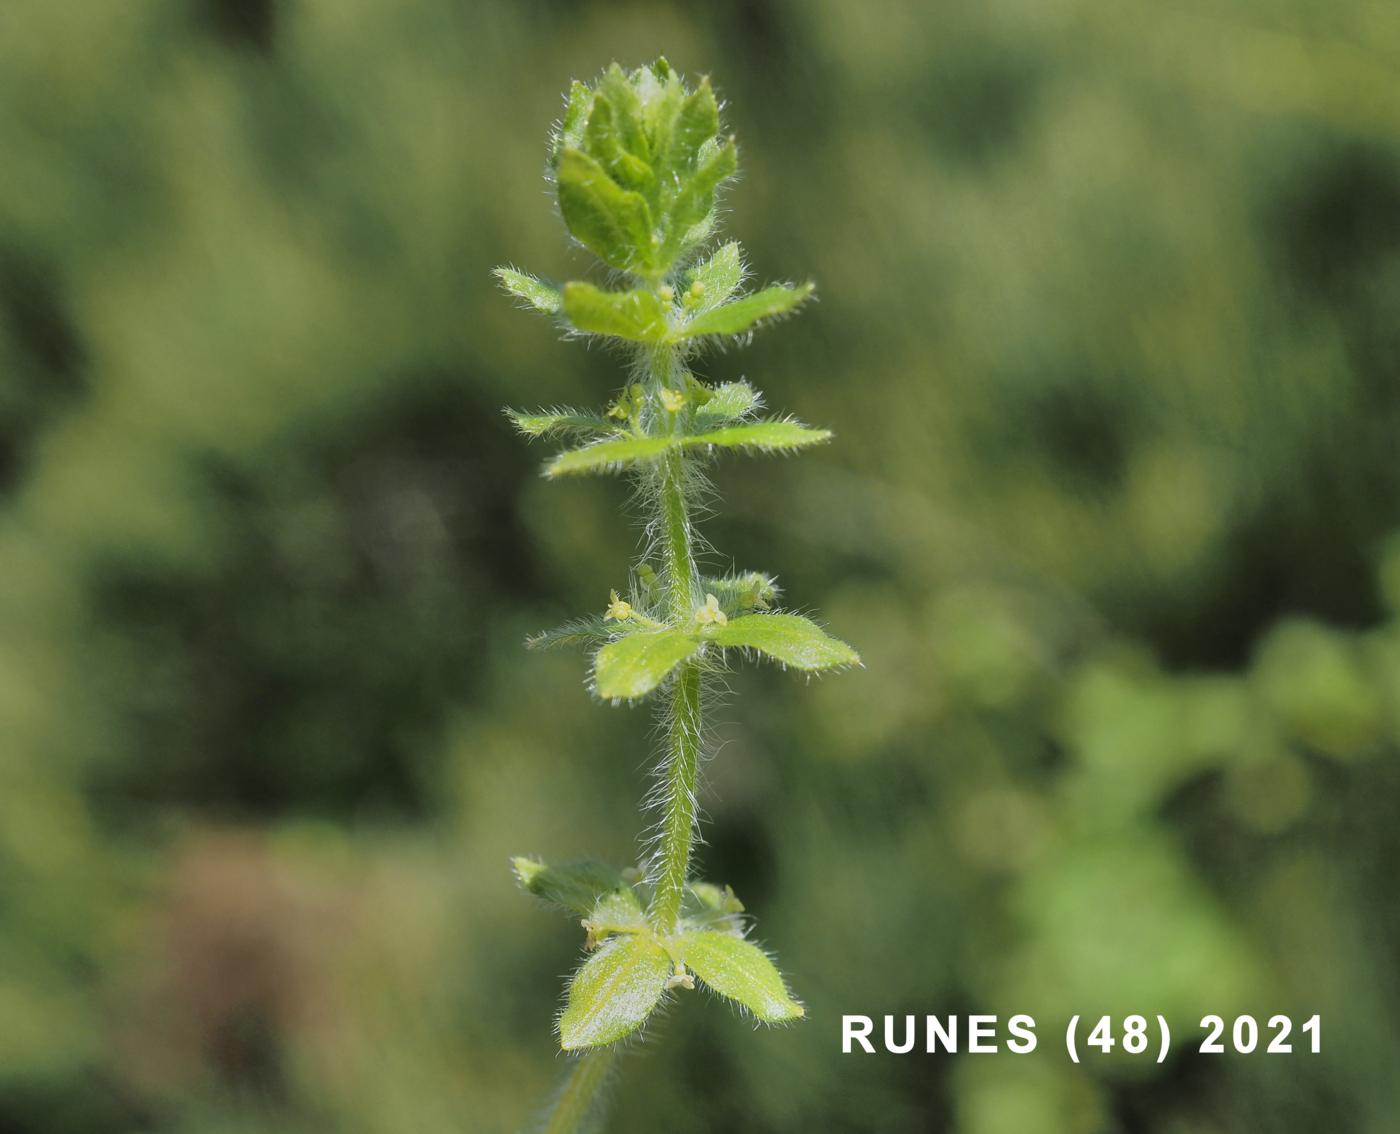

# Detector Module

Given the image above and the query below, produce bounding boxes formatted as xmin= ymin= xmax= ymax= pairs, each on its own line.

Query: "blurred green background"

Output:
xmin=3 ymin=1 xmax=1400 ymax=1131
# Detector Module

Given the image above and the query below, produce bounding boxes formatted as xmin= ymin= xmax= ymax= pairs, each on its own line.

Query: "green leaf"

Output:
xmin=584 ymin=887 xmax=647 ymax=944
xmin=556 ymin=148 xmax=655 ymax=274
xmin=596 ymin=64 xmax=649 ymax=162
xmin=709 ymin=613 xmax=860 ymax=671
xmin=506 ymin=406 xmax=613 ymax=440
xmin=666 ymin=77 xmax=719 ymax=175
xmin=546 ymin=418 xmax=828 ymax=477
xmin=690 ymin=418 xmax=832 ymax=454
xmin=700 ymin=571 xmax=779 ymax=614
xmin=585 ymin=95 xmax=654 ymax=192
xmin=513 ymin=857 xmax=631 ymax=916
xmin=594 ymin=629 xmax=700 ymax=700
xmin=680 ymin=881 xmax=747 ymax=930
xmin=554 ymin=80 xmax=593 ymax=162
xmin=688 ymin=881 xmax=745 ymax=914
xmin=525 ymin=616 xmax=612 ymax=651
xmin=640 ymin=67 xmax=685 ymax=180
xmin=694 ymin=380 xmax=760 ymax=426
xmin=678 ymin=283 xmax=814 ymax=339
xmin=546 ymin=434 xmax=673 ymax=477
xmin=494 ymin=267 xmax=562 ymax=315
xmin=563 ymin=282 xmax=669 ymax=343
xmin=662 ymin=139 xmax=737 ymax=263
xmin=676 ymin=931 xmax=803 ymax=1022
xmin=683 ymin=242 xmax=744 ymax=313
xmin=559 ymin=935 xmax=673 ymax=1050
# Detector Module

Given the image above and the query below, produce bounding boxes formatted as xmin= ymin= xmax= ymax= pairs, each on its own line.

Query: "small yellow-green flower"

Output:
xmin=693 ymin=593 xmax=728 ymax=626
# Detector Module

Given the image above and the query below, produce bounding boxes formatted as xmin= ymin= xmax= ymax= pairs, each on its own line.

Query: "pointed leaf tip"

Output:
xmin=693 ymin=380 xmax=760 ymax=426
xmin=512 ymin=856 xmax=546 ymax=887
xmin=525 ymin=615 xmax=612 ymax=651
xmin=682 ymin=242 xmax=744 ymax=314
xmin=710 ymin=613 xmax=859 ymax=671
xmin=514 ymin=858 xmax=632 ymax=916
xmin=677 ymin=931 xmax=804 ymax=1022
xmin=494 ymin=267 xmax=562 ymax=315
xmin=506 ymin=406 xmax=613 ymax=441
xmin=692 ymin=418 xmax=831 ymax=454
xmin=667 ymin=78 xmax=720 ymax=176
xmin=677 ymin=282 xmax=814 ymax=340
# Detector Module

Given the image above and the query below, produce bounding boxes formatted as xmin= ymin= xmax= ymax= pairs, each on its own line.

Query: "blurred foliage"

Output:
xmin=1 ymin=1 xmax=1399 ymax=1131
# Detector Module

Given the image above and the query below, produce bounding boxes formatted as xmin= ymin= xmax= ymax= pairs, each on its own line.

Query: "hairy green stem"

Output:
xmin=646 ymin=343 xmax=703 ymax=933
xmin=653 ymin=658 xmax=702 ymax=931
xmin=657 ymin=447 xmax=699 ymax=619
xmin=537 ymin=1049 xmax=616 ymax=1134
xmin=648 ymin=345 xmax=699 ymax=619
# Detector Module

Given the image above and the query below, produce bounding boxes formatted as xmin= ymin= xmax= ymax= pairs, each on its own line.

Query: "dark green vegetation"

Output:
xmin=2 ymin=3 xmax=1399 ymax=1132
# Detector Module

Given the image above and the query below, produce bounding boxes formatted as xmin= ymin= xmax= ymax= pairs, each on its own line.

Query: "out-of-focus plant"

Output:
xmin=496 ymin=59 xmax=857 ymax=1131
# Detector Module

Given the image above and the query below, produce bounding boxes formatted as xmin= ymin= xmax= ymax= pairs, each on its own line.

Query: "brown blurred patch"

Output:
xmin=110 ymin=827 xmax=351 ymax=1104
